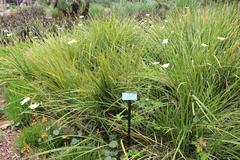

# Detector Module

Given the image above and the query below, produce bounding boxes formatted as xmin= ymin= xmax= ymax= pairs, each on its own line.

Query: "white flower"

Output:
xmin=201 ymin=43 xmax=208 ymax=48
xmin=20 ymin=97 xmax=30 ymax=105
xmin=104 ymin=8 xmax=112 ymax=14
xmin=67 ymin=39 xmax=78 ymax=44
xmin=162 ymin=39 xmax=169 ymax=45
xmin=45 ymin=127 xmax=50 ymax=131
xmin=29 ymin=103 xmax=39 ymax=110
xmin=145 ymin=13 xmax=150 ymax=17
xmin=217 ymin=37 xmax=226 ymax=41
xmin=161 ymin=63 xmax=170 ymax=69
xmin=152 ymin=62 xmax=160 ymax=65
xmin=57 ymin=27 xmax=63 ymax=30
xmin=79 ymin=15 xmax=85 ymax=19
xmin=140 ymin=21 xmax=145 ymax=26
xmin=7 ymin=33 xmax=13 ymax=37
xmin=3 ymin=29 xmax=8 ymax=33
xmin=164 ymin=20 xmax=169 ymax=23
xmin=78 ymin=23 xmax=83 ymax=27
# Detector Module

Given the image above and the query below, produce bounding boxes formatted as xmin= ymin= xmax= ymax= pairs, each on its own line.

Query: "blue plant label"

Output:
xmin=122 ymin=92 xmax=138 ymax=101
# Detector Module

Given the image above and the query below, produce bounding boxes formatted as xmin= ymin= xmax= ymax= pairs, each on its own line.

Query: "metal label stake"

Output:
xmin=122 ymin=91 xmax=138 ymax=148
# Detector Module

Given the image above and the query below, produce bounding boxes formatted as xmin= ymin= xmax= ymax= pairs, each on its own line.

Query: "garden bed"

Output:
xmin=0 ymin=1 xmax=240 ymax=159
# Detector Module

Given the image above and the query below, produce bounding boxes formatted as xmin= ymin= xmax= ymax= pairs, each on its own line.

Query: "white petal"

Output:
xmin=164 ymin=20 xmax=169 ymax=23
xmin=161 ymin=63 xmax=170 ymax=68
xmin=67 ymin=39 xmax=78 ymax=44
xmin=79 ymin=15 xmax=85 ymax=19
xmin=29 ymin=103 xmax=39 ymax=110
xmin=7 ymin=33 xmax=13 ymax=37
xmin=20 ymin=97 xmax=30 ymax=105
xmin=217 ymin=37 xmax=226 ymax=41
xmin=201 ymin=43 xmax=208 ymax=47
xmin=152 ymin=62 xmax=160 ymax=65
xmin=162 ymin=39 xmax=169 ymax=45
xmin=145 ymin=13 xmax=150 ymax=17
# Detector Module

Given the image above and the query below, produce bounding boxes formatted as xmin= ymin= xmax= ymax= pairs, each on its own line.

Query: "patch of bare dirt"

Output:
xmin=0 ymin=87 xmax=20 ymax=160
xmin=0 ymin=128 xmax=20 ymax=160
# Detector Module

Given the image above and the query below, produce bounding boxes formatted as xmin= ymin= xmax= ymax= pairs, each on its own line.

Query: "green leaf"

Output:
xmin=105 ymin=156 xmax=112 ymax=160
xmin=199 ymin=152 xmax=208 ymax=160
xmin=128 ymin=149 xmax=139 ymax=157
xmin=103 ymin=149 xmax=111 ymax=156
xmin=53 ymin=129 xmax=60 ymax=136
xmin=109 ymin=141 xmax=118 ymax=148
xmin=70 ymin=138 xmax=80 ymax=146
xmin=110 ymin=151 xmax=118 ymax=157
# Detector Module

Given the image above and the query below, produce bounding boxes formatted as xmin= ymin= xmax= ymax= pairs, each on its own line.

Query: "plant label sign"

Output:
xmin=122 ymin=92 xmax=138 ymax=101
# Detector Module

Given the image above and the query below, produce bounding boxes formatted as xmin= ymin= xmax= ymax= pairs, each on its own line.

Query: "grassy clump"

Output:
xmin=15 ymin=123 xmax=48 ymax=150
xmin=0 ymin=4 xmax=240 ymax=159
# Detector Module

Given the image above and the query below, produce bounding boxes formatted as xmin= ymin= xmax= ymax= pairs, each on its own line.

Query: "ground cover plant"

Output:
xmin=0 ymin=1 xmax=240 ymax=160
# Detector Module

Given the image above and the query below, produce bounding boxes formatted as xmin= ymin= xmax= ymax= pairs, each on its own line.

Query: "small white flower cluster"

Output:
xmin=7 ymin=33 xmax=13 ymax=37
xmin=79 ymin=15 xmax=85 ymax=19
xmin=67 ymin=39 xmax=78 ymax=44
xmin=162 ymin=38 xmax=169 ymax=45
xmin=20 ymin=97 xmax=40 ymax=110
xmin=140 ymin=20 xmax=148 ymax=26
xmin=201 ymin=43 xmax=208 ymax=48
xmin=29 ymin=103 xmax=40 ymax=110
xmin=78 ymin=23 xmax=83 ymax=27
xmin=152 ymin=62 xmax=170 ymax=69
xmin=3 ymin=29 xmax=13 ymax=37
xmin=217 ymin=37 xmax=226 ymax=41
xmin=20 ymin=97 xmax=30 ymax=105
xmin=161 ymin=63 xmax=170 ymax=68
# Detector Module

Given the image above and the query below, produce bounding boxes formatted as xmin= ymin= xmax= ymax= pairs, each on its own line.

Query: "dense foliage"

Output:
xmin=0 ymin=0 xmax=164 ymax=45
xmin=0 ymin=3 xmax=239 ymax=159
